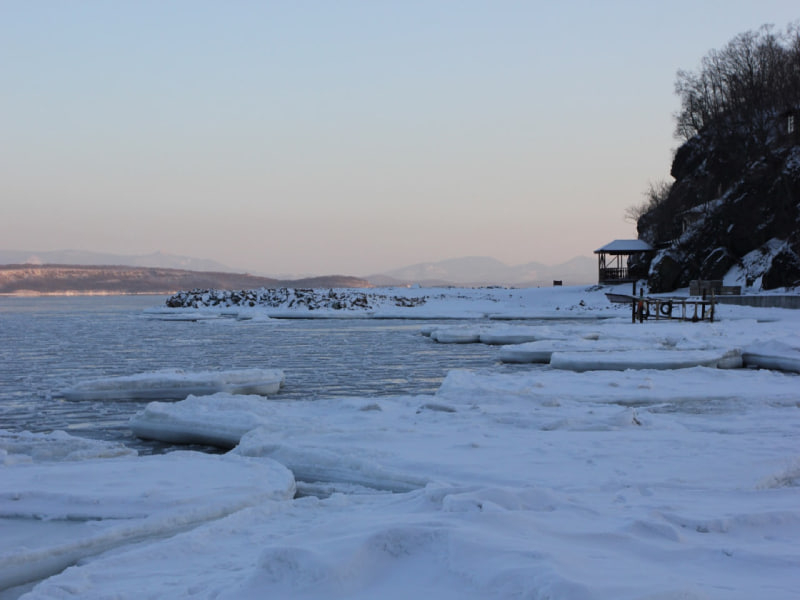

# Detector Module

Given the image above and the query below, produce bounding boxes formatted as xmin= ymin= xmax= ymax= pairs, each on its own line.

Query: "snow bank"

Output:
xmin=59 ymin=368 xmax=285 ymax=401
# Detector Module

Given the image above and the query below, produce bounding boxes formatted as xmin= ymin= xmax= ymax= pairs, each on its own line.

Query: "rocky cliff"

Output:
xmin=638 ymin=111 xmax=800 ymax=292
xmin=635 ymin=25 xmax=800 ymax=293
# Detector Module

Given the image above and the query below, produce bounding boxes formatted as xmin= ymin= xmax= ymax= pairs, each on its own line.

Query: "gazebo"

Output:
xmin=594 ymin=239 xmax=654 ymax=284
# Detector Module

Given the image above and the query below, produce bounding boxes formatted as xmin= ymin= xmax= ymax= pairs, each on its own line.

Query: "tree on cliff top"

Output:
xmin=674 ymin=23 xmax=800 ymax=141
xmin=632 ymin=22 xmax=800 ymax=292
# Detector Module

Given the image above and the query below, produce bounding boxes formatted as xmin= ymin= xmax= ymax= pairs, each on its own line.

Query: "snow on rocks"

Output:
xmin=59 ymin=368 xmax=285 ymax=401
xmin=157 ymin=285 xmax=628 ymax=320
xmin=0 ymin=451 xmax=295 ymax=591
xmin=164 ymin=288 xmax=427 ymax=314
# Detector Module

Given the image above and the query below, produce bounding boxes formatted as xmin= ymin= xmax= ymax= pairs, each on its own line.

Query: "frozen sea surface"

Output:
xmin=3 ymin=288 xmax=799 ymax=599
xmin=0 ymin=295 xmax=533 ymax=452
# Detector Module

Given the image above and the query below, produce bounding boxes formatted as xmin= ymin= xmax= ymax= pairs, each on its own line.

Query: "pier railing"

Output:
xmin=631 ymin=294 xmax=715 ymax=323
xmin=599 ymin=267 xmax=629 ymax=282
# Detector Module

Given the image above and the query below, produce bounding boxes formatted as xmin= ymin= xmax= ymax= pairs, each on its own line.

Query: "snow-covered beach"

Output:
xmin=2 ymin=285 xmax=799 ymax=599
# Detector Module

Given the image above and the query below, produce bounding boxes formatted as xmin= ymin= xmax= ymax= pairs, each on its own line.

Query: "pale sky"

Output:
xmin=2 ymin=1 xmax=797 ymax=276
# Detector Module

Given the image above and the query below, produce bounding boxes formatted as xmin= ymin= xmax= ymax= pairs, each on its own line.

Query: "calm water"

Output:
xmin=0 ymin=295 xmax=532 ymax=453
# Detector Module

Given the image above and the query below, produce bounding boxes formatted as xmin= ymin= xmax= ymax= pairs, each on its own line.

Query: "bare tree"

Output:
xmin=674 ymin=23 xmax=800 ymax=141
xmin=625 ymin=179 xmax=672 ymax=224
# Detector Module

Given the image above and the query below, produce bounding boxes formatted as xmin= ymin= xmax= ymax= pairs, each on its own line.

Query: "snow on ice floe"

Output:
xmin=742 ymin=337 xmax=800 ymax=373
xmin=130 ymin=393 xmax=275 ymax=449
xmin=435 ymin=367 xmax=800 ymax=407
xmin=0 ymin=429 xmax=136 ymax=465
xmin=549 ymin=348 xmax=743 ymax=371
xmin=425 ymin=323 xmax=571 ymax=345
xmin=0 ymin=451 xmax=294 ymax=591
xmin=25 ymin=363 xmax=800 ymax=599
xmin=59 ymin=367 xmax=285 ymax=401
xmin=497 ymin=337 xmax=651 ymax=363
xmin=427 ymin=325 xmax=484 ymax=343
xmin=9 ymin=287 xmax=800 ymax=599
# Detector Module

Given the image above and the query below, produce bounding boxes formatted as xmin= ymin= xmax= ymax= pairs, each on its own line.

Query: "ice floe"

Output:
xmin=0 ymin=429 xmax=136 ymax=465
xmin=742 ymin=337 xmax=800 ymax=373
xmin=130 ymin=394 xmax=274 ymax=448
xmin=549 ymin=348 xmax=743 ymax=371
xmin=497 ymin=337 xmax=650 ymax=363
xmin=5 ymin=285 xmax=800 ymax=599
xmin=0 ymin=451 xmax=294 ymax=591
xmin=59 ymin=368 xmax=285 ymax=401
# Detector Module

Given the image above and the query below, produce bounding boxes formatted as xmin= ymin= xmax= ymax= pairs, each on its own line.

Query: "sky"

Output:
xmin=1 ymin=1 xmax=798 ymax=277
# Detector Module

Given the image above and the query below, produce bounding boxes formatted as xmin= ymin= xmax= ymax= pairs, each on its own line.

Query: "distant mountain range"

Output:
xmin=0 ymin=265 xmax=370 ymax=295
xmin=0 ymin=250 xmax=237 ymax=273
xmin=0 ymin=249 xmax=598 ymax=292
xmin=368 ymin=256 xmax=596 ymax=287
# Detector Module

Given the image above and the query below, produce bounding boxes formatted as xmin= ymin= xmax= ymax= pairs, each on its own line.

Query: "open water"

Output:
xmin=0 ymin=295 xmax=531 ymax=453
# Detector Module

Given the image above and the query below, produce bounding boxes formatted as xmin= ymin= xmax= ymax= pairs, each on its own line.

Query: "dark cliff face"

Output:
xmin=637 ymin=110 xmax=800 ymax=292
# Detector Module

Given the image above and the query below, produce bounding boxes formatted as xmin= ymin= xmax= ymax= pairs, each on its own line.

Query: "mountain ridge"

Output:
xmin=0 ymin=249 xmax=597 ymax=287
xmin=0 ymin=264 xmax=370 ymax=295
xmin=368 ymin=255 xmax=596 ymax=287
xmin=0 ymin=250 xmax=237 ymax=274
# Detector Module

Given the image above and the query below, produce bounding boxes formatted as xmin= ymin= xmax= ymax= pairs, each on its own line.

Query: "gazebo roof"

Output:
xmin=594 ymin=239 xmax=654 ymax=254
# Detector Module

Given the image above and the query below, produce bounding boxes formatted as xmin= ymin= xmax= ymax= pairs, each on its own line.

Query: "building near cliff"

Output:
xmin=594 ymin=239 xmax=654 ymax=284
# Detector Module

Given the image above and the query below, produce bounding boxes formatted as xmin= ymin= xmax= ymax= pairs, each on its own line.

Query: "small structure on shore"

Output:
xmin=594 ymin=239 xmax=654 ymax=284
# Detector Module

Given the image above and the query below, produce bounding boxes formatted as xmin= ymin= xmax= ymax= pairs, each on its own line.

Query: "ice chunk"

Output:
xmin=130 ymin=394 xmax=272 ymax=448
xmin=0 ymin=452 xmax=294 ymax=590
xmin=478 ymin=325 xmax=550 ymax=345
xmin=498 ymin=338 xmax=652 ymax=363
xmin=429 ymin=326 xmax=484 ymax=344
xmin=436 ymin=366 xmax=799 ymax=409
xmin=549 ymin=349 xmax=742 ymax=371
xmin=234 ymin=434 xmax=428 ymax=493
xmin=0 ymin=429 xmax=136 ymax=465
xmin=742 ymin=339 xmax=800 ymax=373
xmin=59 ymin=367 xmax=285 ymax=401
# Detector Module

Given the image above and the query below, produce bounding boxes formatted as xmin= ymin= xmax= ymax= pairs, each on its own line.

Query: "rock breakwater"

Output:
xmin=165 ymin=288 xmax=428 ymax=311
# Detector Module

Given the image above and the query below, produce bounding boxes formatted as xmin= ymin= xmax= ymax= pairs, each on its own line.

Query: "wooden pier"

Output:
xmin=631 ymin=295 xmax=715 ymax=323
xmin=606 ymin=291 xmax=716 ymax=323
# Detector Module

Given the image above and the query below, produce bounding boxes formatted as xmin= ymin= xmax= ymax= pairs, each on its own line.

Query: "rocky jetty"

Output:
xmin=165 ymin=288 xmax=428 ymax=311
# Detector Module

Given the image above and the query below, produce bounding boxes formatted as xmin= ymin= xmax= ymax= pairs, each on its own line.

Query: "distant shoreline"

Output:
xmin=0 ymin=264 xmax=371 ymax=295
xmin=0 ymin=290 xmax=173 ymax=297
